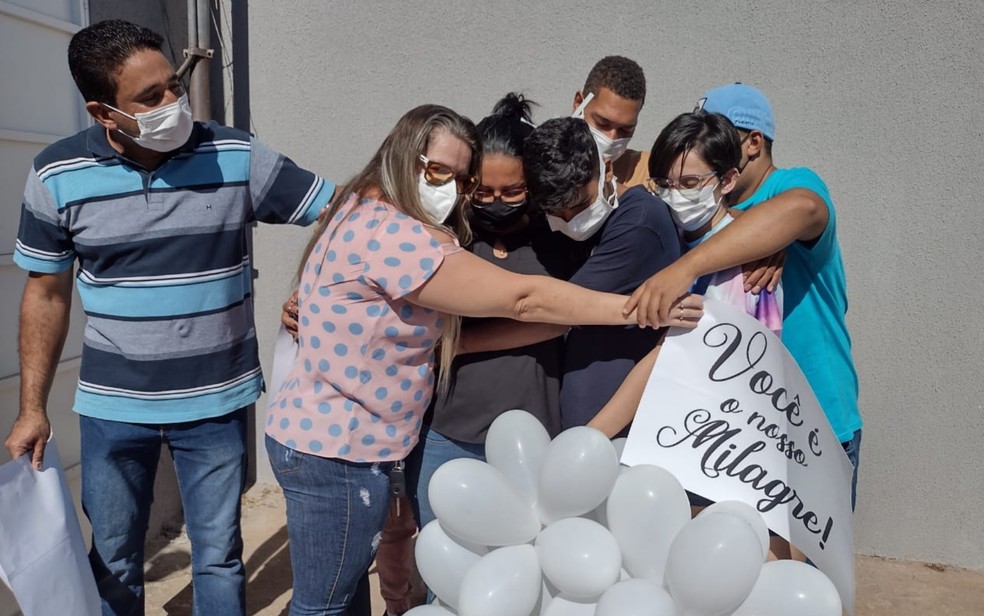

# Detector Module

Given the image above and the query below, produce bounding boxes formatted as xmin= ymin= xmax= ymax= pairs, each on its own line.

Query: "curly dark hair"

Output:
xmin=582 ymin=56 xmax=646 ymax=104
xmin=68 ymin=19 xmax=165 ymax=104
xmin=523 ymin=117 xmax=599 ymax=215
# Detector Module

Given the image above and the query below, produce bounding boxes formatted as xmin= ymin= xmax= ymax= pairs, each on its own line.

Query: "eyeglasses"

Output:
xmin=419 ymin=155 xmax=479 ymax=195
xmin=646 ymin=171 xmax=718 ymax=192
xmin=471 ymin=186 xmax=528 ymax=206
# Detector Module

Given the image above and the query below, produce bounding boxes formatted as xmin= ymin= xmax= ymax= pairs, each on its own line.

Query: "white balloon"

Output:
xmin=697 ymin=501 xmax=770 ymax=561
xmin=535 ymin=517 xmax=621 ymax=600
xmin=731 ymin=560 xmax=842 ymax=616
xmin=457 ymin=544 xmax=542 ymax=616
xmin=486 ymin=410 xmax=552 ymax=507
xmin=537 ymin=427 xmax=619 ymax=524
xmin=415 ymin=520 xmax=487 ymax=610
xmin=405 ymin=606 xmax=457 ymax=616
xmin=595 ymin=579 xmax=678 ymax=616
xmin=429 ymin=458 xmax=541 ymax=546
xmin=542 ymin=596 xmax=597 ymax=616
xmin=605 ymin=464 xmax=690 ymax=582
xmin=664 ymin=513 xmax=763 ymax=616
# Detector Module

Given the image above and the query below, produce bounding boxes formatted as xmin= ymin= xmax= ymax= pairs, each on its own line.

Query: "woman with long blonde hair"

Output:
xmin=265 ymin=104 xmax=701 ymax=615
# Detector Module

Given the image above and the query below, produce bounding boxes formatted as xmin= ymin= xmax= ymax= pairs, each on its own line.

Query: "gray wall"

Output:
xmin=240 ymin=0 xmax=984 ymax=569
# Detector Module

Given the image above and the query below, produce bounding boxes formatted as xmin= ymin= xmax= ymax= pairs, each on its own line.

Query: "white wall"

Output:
xmin=244 ymin=0 xmax=984 ymax=569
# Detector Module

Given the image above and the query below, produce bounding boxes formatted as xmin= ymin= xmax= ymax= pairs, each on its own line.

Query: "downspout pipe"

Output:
xmin=176 ymin=0 xmax=213 ymax=122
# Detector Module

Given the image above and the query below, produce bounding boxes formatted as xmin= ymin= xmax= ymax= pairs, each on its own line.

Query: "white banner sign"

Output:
xmin=622 ymin=299 xmax=855 ymax=614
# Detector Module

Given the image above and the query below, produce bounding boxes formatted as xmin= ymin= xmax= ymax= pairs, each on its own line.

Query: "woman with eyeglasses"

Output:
xmin=404 ymin=94 xmax=579 ymax=533
xmin=265 ymin=104 xmax=701 ymax=616
xmin=588 ymin=110 xmax=782 ymax=441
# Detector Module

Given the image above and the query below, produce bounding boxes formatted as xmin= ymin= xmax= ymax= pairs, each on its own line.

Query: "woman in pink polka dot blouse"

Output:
xmin=264 ymin=104 xmax=703 ymax=616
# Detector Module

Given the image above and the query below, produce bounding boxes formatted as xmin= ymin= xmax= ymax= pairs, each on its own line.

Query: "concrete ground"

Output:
xmin=144 ymin=485 xmax=984 ymax=616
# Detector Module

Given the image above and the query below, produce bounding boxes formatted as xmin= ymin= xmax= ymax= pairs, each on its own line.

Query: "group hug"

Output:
xmin=4 ymin=18 xmax=861 ymax=616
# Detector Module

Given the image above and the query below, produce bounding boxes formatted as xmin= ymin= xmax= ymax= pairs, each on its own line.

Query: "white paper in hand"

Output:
xmin=0 ymin=436 xmax=100 ymax=616
xmin=269 ymin=324 xmax=299 ymax=397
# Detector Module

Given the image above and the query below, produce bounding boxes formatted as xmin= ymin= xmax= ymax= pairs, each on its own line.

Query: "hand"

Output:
xmin=5 ymin=412 xmax=51 ymax=469
xmin=742 ymin=250 xmax=785 ymax=293
xmin=624 ymin=261 xmax=699 ymax=328
xmin=663 ymin=293 xmax=704 ymax=329
xmin=281 ymin=290 xmax=299 ymax=340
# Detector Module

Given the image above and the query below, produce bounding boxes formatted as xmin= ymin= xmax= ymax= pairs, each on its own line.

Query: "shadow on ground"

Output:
xmin=151 ymin=524 xmax=293 ymax=616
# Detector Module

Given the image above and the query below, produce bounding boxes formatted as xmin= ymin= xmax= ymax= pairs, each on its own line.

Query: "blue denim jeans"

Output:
xmin=265 ymin=435 xmax=392 ymax=616
xmin=80 ymin=409 xmax=247 ymax=616
xmin=404 ymin=425 xmax=486 ymax=528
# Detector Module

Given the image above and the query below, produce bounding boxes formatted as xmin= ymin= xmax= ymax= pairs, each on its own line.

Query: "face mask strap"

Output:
xmin=572 ymin=92 xmax=596 ymax=118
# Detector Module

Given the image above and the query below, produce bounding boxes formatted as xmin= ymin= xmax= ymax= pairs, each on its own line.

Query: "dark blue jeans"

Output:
xmin=266 ymin=435 xmax=392 ymax=616
xmin=404 ymin=424 xmax=486 ymax=529
xmin=80 ymin=409 xmax=247 ymax=616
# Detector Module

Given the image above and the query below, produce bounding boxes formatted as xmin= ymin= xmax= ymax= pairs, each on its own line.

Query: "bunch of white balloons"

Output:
xmin=405 ymin=410 xmax=843 ymax=616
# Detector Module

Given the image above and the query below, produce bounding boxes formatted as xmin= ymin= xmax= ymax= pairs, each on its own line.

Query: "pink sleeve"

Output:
xmin=362 ymin=213 xmax=459 ymax=299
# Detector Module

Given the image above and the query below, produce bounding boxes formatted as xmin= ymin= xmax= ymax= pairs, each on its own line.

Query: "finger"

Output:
xmin=680 ymin=293 xmax=704 ymax=310
xmin=4 ymin=441 xmax=24 ymax=460
xmin=630 ymin=289 xmax=648 ymax=327
xmin=744 ymin=268 xmax=766 ymax=293
xmin=641 ymin=290 xmax=657 ymax=327
xmin=681 ymin=307 xmax=703 ymax=320
xmin=658 ymin=293 xmax=677 ymax=325
xmin=624 ymin=286 xmax=643 ymax=316
xmin=768 ymin=267 xmax=782 ymax=293
xmin=31 ymin=439 xmax=46 ymax=470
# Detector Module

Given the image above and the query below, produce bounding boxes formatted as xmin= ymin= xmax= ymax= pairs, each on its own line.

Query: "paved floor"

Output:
xmin=144 ymin=485 xmax=984 ymax=616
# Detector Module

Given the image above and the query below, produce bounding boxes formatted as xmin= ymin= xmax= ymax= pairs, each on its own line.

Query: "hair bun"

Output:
xmin=490 ymin=92 xmax=536 ymax=125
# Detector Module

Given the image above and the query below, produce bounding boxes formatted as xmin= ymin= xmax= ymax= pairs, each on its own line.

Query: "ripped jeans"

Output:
xmin=266 ymin=435 xmax=393 ymax=616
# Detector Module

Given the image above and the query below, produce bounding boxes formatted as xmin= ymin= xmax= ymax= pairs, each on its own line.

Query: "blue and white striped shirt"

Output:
xmin=14 ymin=122 xmax=334 ymax=423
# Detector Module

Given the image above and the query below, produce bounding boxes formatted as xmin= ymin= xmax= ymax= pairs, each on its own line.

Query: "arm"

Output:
xmin=248 ymin=137 xmax=335 ymax=226
xmin=407 ymin=247 xmax=702 ymax=327
xmin=458 ymin=319 xmax=569 ymax=355
xmin=587 ymin=337 xmax=663 ymax=438
xmin=626 ymin=188 xmax=829 ymax=326
xmin=5 ymin=270 xmax=73 ymax=468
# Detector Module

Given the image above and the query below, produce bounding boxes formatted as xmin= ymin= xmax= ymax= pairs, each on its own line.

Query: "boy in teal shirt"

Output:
xmin=625 ymin=83 xmax=862 ymax=507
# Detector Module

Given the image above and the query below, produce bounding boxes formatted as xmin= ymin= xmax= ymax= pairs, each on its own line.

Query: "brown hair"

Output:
xmin=297 ymin=105 xmax=482 ymax=394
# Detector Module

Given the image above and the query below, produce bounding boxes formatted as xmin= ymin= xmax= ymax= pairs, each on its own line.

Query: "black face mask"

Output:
xmin=470 ymin=199 xmax=529 ymax=232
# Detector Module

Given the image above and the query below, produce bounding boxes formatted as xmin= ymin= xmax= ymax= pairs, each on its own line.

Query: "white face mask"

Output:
xmin=546 ymin=152 xmax=618 ymax=241
xmin=105 ymin=94 xmax=194 ymax=153
xmin=659 ymin=183 xmax=721 ymax=232
xmin=572 ymin=92 xmax=632 ymax=162
xmin=417 ymin=171 xmax=458 ymax=224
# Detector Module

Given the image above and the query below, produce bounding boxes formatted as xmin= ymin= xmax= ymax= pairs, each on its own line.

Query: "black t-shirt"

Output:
xmin=427 ymin=216 xmax=577 ymax=443
xmin=559 ymin=186 xmax=683 ymax=429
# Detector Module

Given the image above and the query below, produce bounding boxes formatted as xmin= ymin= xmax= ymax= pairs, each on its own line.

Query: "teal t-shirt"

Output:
xmin=733 ymin=167 xmax=862 ymax=442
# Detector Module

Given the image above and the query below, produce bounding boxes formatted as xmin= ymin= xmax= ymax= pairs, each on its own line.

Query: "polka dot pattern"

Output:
xmin=266 ymin=195 xmax=461 ymax=463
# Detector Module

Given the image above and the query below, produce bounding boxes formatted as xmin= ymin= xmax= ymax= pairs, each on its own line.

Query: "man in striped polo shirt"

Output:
xmin=4 ymin=20 xmax=334 ymax=616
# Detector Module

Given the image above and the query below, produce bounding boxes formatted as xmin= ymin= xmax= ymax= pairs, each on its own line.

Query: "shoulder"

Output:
xmin=197 ymin=121 xmax=252 ymax=143
xmin=767 ymin=167 xmax=830 ymax=197
xmin=610 ymin=186 xmax=675 ymax=230
xmin=613 ymin=149 xmax=650 ymax=188
xmin=192 ymin=122 xmax=253 ymax=151
xmin=343 ymin=197 xmax=446 ymax=246
xmin=33 ymin=127 xmax=98 ymax=174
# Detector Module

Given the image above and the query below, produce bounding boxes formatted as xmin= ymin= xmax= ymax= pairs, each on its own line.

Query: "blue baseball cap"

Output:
xmin=698 ymin=83 xmax=775 ymax=141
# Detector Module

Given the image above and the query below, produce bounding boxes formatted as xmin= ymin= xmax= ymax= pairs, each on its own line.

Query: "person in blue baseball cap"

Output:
xmin=624 ymin=83 xmax=863 ymax=517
